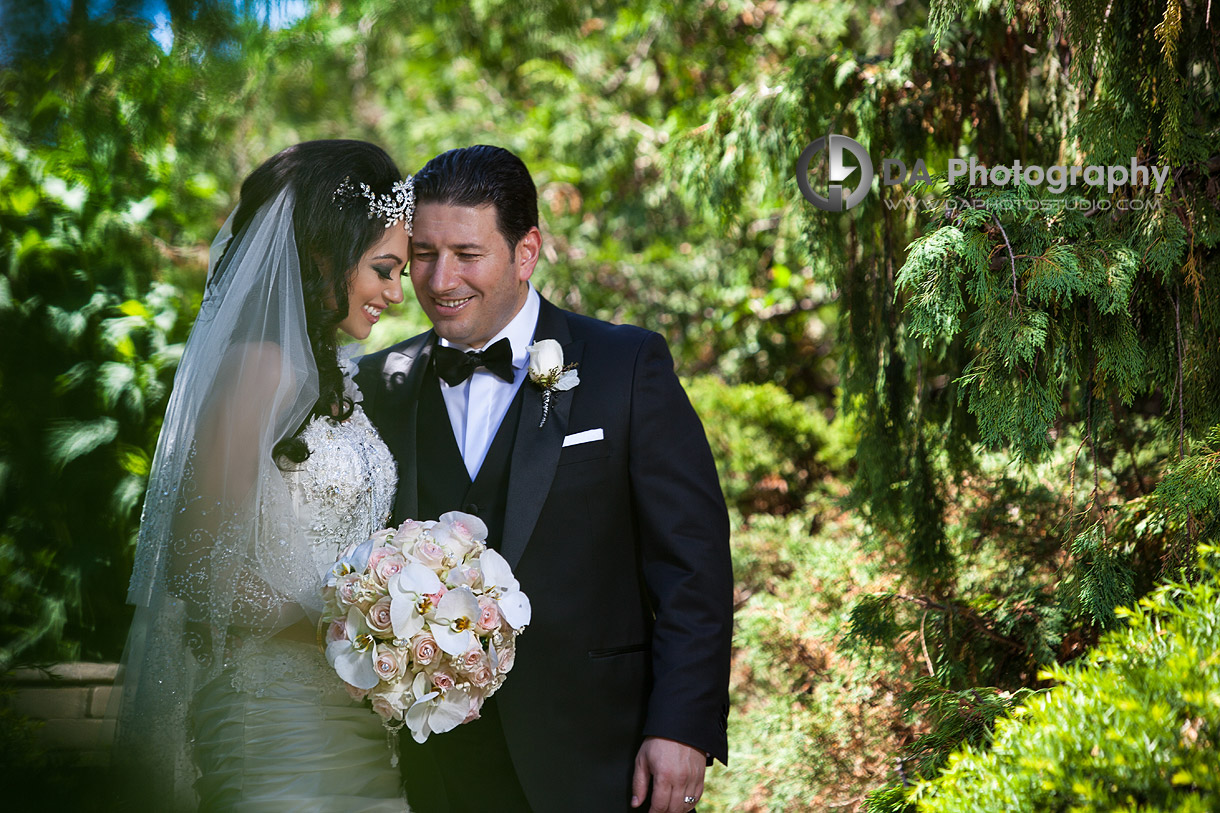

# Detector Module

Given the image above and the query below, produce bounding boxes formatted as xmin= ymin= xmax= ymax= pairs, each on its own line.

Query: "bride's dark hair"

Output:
xmin=213 ymin=139 xmax=403 ymax=463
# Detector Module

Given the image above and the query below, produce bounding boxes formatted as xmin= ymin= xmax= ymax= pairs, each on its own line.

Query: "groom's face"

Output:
xmin=409 ymin=203 xmax=539 ymax=349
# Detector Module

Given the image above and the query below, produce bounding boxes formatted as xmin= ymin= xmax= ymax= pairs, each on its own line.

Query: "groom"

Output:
xmin=356 ymin=145 xmax=732 ymax=813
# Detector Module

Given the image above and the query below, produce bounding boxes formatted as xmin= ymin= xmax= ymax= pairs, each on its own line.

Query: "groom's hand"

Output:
xmin=631 ymin=736 xmax=706 ymax=812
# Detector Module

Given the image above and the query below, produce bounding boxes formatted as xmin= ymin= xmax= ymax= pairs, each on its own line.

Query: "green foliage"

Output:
xmin=879 ymin=679 xmax=1037 ymax=805
xmin=684 ymin=375 xmax=848 ymax=514
xmin=2 ymin=1 xmax=1218 ymax=805
xmin=1064 ymin=522 xmax=1135 ymax=630
xmin=907 ymin=548 xmax=1220 ymax=813
xmin=0 ymin=115 xmax=194 ymax=666
xmin=709 ymin=505 xmax=909 ymax=811
xmin=667 ymin=0 xmax=1219 ymax=800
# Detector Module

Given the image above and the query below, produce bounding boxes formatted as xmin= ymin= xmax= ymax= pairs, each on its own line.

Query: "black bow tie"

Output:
xmin=433 ymin=338 xmax=515 ymax=386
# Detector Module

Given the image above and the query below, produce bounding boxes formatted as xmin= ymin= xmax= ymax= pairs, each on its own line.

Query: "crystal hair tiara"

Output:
xmin=332 ymin=176 xmax=415 ymax=235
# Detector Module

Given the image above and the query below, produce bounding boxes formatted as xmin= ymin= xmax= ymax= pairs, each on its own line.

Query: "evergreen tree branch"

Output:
xmin=920 ymin=610 xmax=936 ymax=677
xmin=993 ymin=213 xmax=1020 ymax=314
xmin=1173 ymin=289 xmax=1186 ymax=459
xmin=892 ymin=594 xmax=1027 ymax=653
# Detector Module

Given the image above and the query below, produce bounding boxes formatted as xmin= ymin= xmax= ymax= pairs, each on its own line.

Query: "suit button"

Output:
xmin=464 ymin=503 xmax=479 ymax=514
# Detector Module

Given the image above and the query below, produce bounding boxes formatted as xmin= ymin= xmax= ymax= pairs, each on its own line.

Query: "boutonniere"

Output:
xmin=526 ymin=339 xmax=579 ymax=428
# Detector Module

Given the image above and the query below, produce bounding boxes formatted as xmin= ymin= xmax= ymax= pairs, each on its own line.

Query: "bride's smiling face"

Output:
xmin=338 ymin=226 xmax=410 ymax=340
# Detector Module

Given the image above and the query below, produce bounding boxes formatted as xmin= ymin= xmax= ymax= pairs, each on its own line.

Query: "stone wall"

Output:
xmin=8 ymin=662 xmax=118 ymax=767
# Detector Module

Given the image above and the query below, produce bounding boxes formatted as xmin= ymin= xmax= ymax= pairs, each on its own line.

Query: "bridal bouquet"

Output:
xmin=321 ymin=511 xmax=531 ymax=743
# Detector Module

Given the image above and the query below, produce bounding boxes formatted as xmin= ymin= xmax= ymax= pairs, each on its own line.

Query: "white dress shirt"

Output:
xmin=438 ymin=285 xmax=540 ymax=479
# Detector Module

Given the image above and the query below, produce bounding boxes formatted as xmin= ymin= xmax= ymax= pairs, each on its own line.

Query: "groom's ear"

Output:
xmin=514 ymin=226 xmax=542 ymax=282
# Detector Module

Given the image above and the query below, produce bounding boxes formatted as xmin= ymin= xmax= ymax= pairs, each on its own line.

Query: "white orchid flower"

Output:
xmin=430 ymin=586 xmax=481 ymax=657
xmin=388 ymin=562 xmax=443 ymax=640
xmin=325 ymin=537 xmax=374 ymax=587
xmin=478 ymin=548 xmax=532 ymax=630
xmin=325 ymin=606 xmax=380 ymax=690
xmin=404 ymin=686 xmax=472 ymax=744
xmin=430 ymin=511 xmax=488 ymax=560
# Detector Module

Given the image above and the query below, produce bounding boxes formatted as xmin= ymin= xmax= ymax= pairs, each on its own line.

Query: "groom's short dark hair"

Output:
xmin=413 ymin=145 xmax=539 ymax=251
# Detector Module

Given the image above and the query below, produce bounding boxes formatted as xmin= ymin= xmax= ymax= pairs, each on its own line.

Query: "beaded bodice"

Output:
xmin=230 ymin=364 xmax=397 ymax=697
xmin=279 ymin=405 xmax=397 ymax=576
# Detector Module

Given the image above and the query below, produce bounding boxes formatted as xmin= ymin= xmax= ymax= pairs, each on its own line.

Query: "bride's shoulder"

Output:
xmin=213 ymin=340 xmax=298 ymax=405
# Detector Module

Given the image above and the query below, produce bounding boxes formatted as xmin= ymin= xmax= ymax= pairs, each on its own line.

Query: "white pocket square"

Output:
xmin=562 ymin=428 xmax=604 ymax=447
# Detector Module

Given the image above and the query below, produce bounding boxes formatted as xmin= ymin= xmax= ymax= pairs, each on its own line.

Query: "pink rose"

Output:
xmin=326 ymin=618 xmax=348 ymax=645
xmin=476 ymin=597 xmax=501 ymax=632
xmin=450 ymin=519 xmax=478 ymax=545
xmin=411 ymin=632 xmax=439 ymax=667
xmin=366 ymin=597 xmax=394 ymax=634
xmin=458 ymin=646 xmax=488 ymax=674
xmin=336 ymin=574 xmax=361 ymax=605
xmin=372 ymin=552 xmax=407 ymax=587
xmin=467 ymin=663 xmax=494 ymax=688
xmin=370 ymin=693 xmax=403 ymax=722
xmin=344 ymin=682 xmax=370 ymax=702
xmin=462 ymin=696 xmax=483 ymax=724
xmin=431 ymin=514 xmax=488 ymax=559
xmin=451 ymin=565 xmax=481 ymax=589
xmin=431 ymin=670 xmax=456 ymax=691
xmin=374 ymin=646 xmax=401 ymax=682
xmin=411 ymin=539 xmax=447 ymax=569
xmin=425 ymin=586 xmax=447 ymax=607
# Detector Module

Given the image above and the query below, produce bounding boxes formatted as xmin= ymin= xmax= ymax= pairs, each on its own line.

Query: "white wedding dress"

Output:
xmin=189 ymin=371 xmax=409 ymax=812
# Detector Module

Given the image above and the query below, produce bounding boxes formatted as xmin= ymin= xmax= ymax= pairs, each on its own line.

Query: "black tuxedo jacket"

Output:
xmin=355 ymin=298 xmax=732 ymax=812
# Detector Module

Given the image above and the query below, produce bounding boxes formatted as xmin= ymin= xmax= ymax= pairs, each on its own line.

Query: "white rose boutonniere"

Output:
xmin=526 ymin=339 xmax=579 ymax=428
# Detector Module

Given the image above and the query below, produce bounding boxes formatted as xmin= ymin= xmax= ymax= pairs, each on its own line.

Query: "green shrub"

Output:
xmin=684 ymin=375 xmax=850 ymax=514
xmin=906 ymin=548 xmax=1220 ymax=813
xmin=0 ymin=122 xmax=193 ymax=667
xmin=704 ymin=505 xmax=908 ymax=812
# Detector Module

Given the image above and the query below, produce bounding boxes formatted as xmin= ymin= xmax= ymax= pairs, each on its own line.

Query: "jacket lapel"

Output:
xmin=380 ymin=332 xmax=434 ymax=523
xmin=501 ymin=299 xmax=582 ymax=569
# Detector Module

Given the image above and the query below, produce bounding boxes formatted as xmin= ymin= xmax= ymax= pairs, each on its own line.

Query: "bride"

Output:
xmin=113 ymin=140 xmax=413 ymax=811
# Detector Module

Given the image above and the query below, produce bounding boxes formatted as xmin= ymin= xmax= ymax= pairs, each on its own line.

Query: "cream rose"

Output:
xmin=370 ymin=693 xmax=404 ymax=722
xmin=467 ymin=663 xmax=494 ymax=688
xmin=373 ymin=645 xmax=401 ymax=682
xmin=373 ymin=551 xmax=408 ymax=586
xmin=494 ymin=640 xmax=516 ymax=673
xmin=366 ymin=597 xmax=394 ymax=634
xmin=431 ymin=670 xmax=457 ymax=691
xmin=369 ymin=528 xmax=397 ymax=546
xmin=410 ymin=632 xmax=439 ymax=667
xmin=394 ymin=519 xmax=426 ymax=547
xmin=527 ymin=338 xmax=564 ymax=377
xmin=461 ymin=696 xmax=482 ymax=724
xmin=410 ymin=539 xmax=447 ymax=569
xmin=432 ymin=512 xmax=487 ymax=559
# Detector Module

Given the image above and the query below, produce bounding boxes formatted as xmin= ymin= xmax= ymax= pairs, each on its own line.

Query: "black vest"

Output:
xmin=415 ymin=365 xmax=523 ymax=550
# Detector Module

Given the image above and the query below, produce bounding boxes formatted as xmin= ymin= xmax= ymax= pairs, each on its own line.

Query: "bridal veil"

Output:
xmin=113 ymin=187 xmax=324 ymax=809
